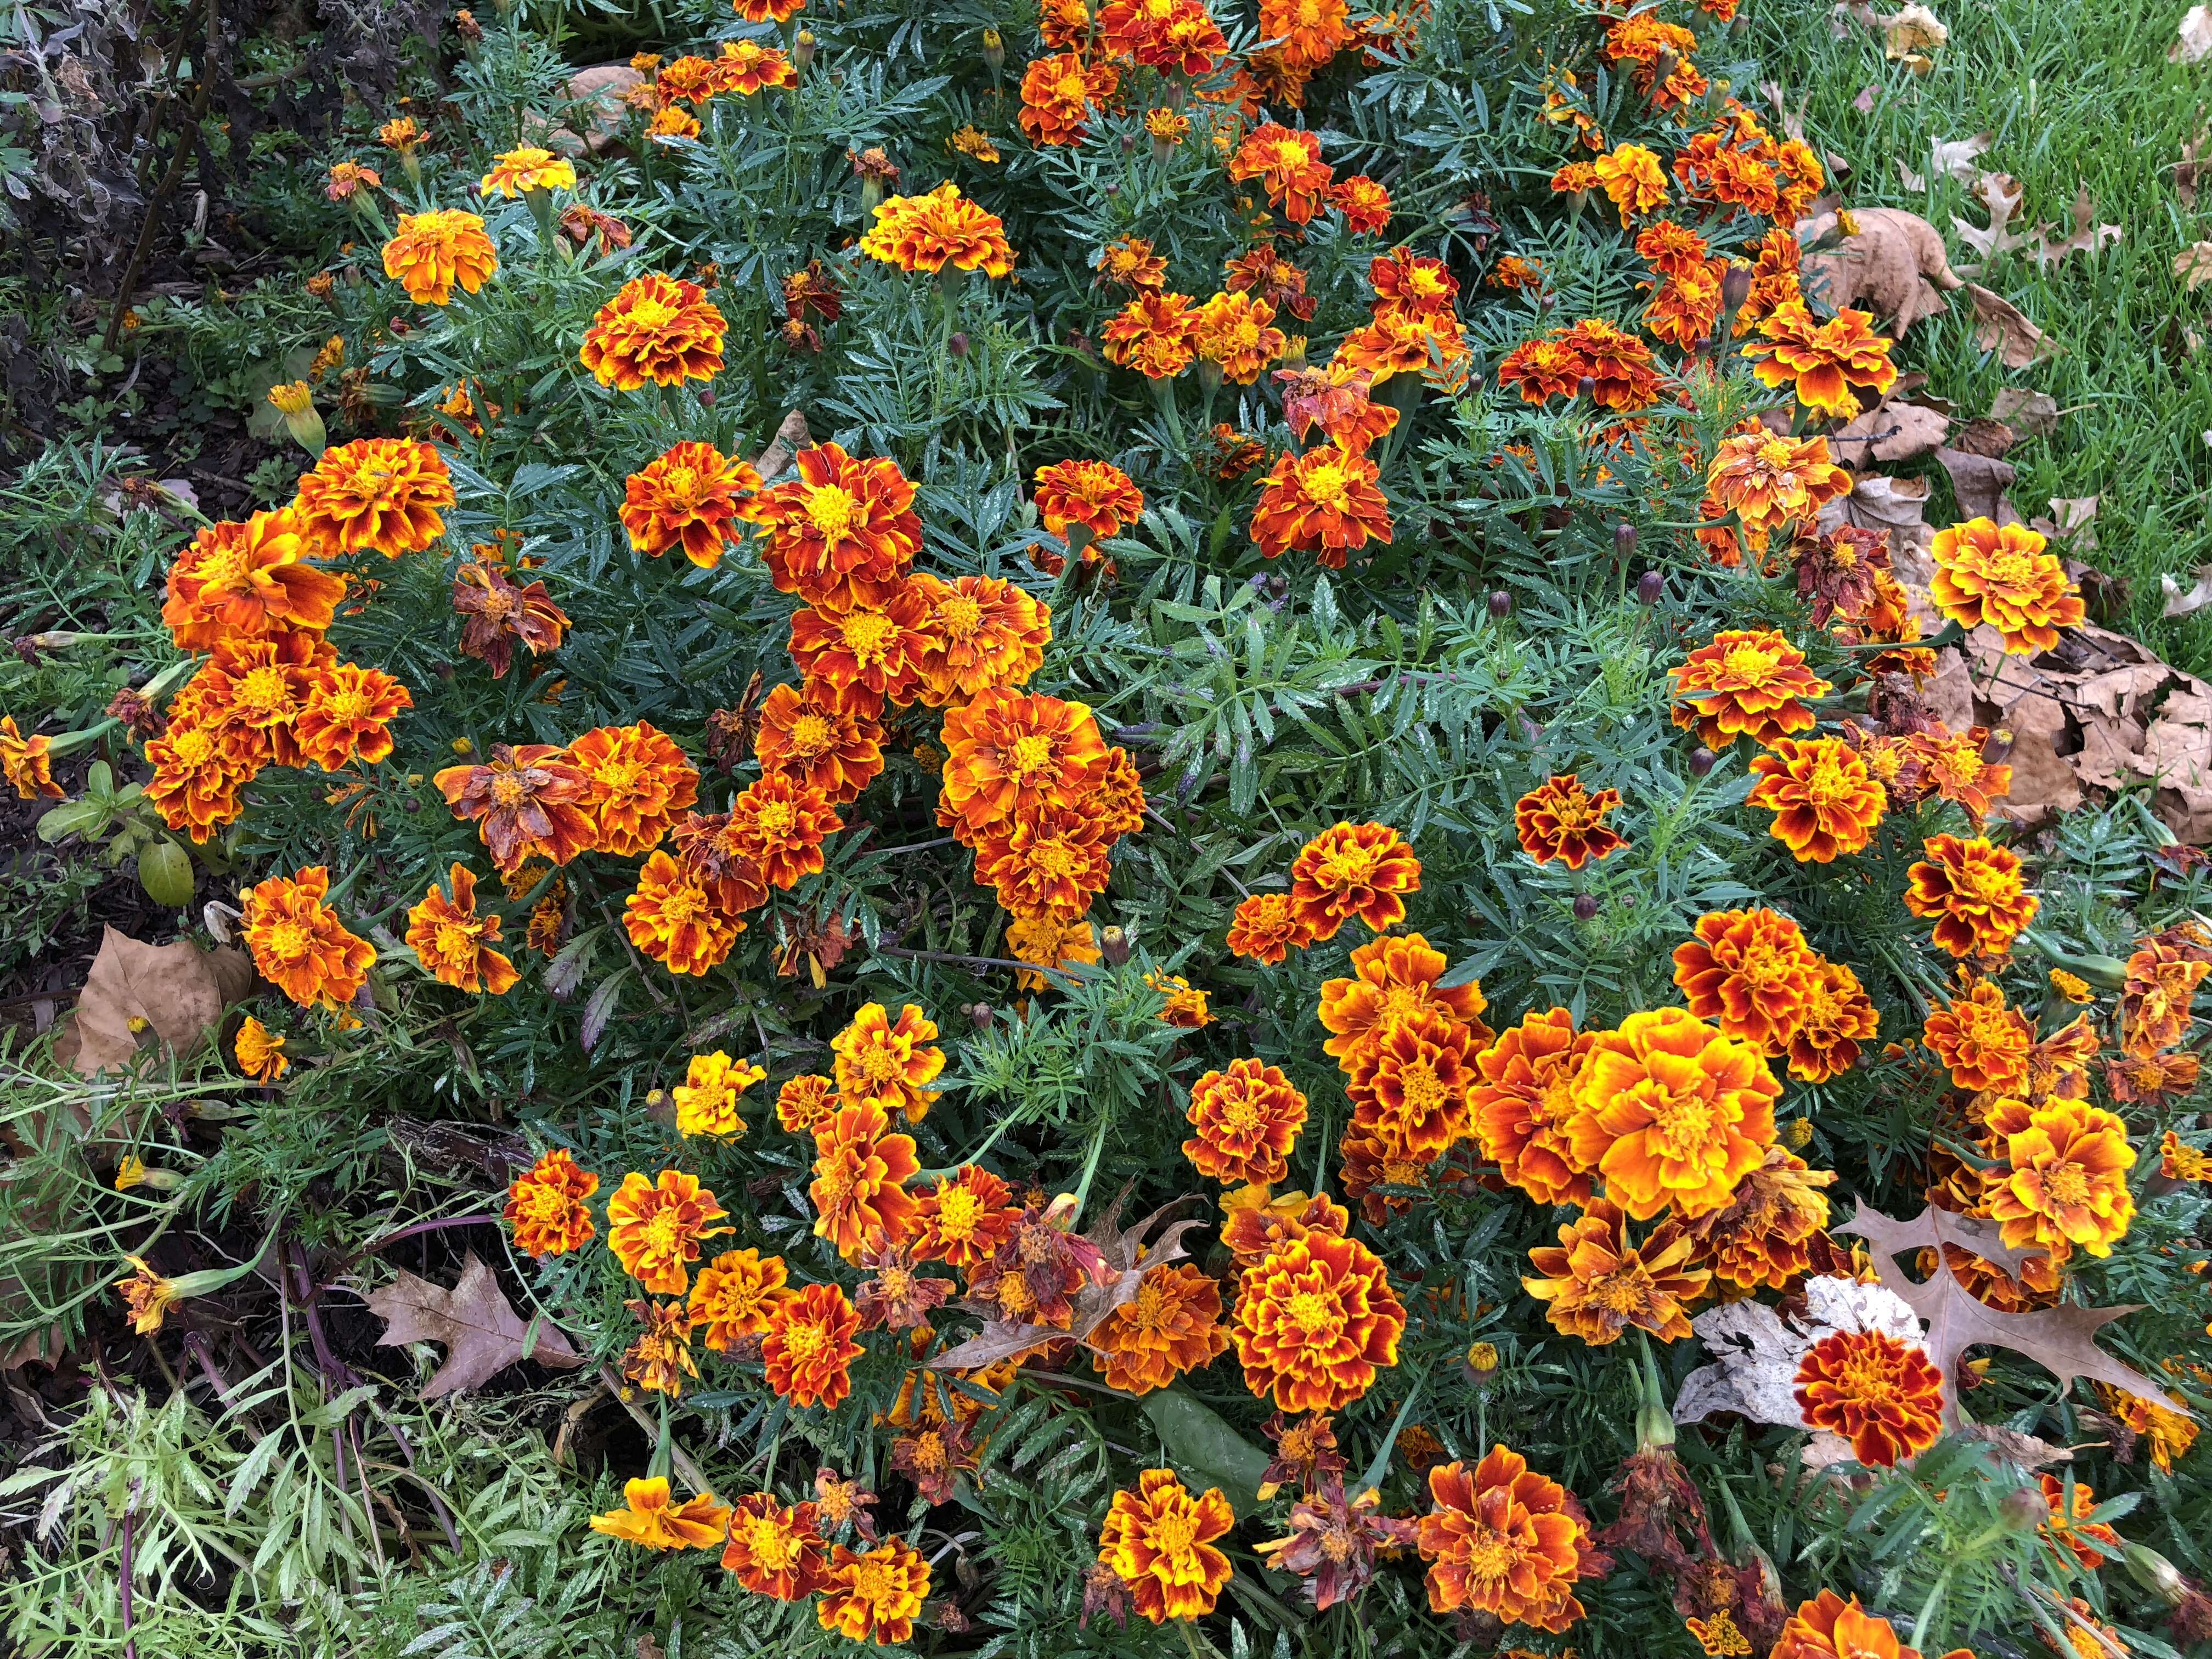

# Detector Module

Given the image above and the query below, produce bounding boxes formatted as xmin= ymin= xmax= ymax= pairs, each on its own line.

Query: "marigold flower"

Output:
xmin=938 ymin=687 xmax=1111 ymax=837
xmin=589 ymin=1477 xmax=730 ymax=1551
xmin=1143 ymin=969 xmax=1211 ymax=1028
xmin=688 ymin=1247 xmax=792 ymax=1349
xmin=1192 ymin=290 xmax=1289 ymax=385
xmin=504 ymin=1148 xmax=598 ymax=1256
xmin=787 ymin=584 xmax=933 ymax=709
xmin=1226 ymin=892 xmax=1314 ymax=963
xmin=672 ymin=1050 xmax=765 ymax=1138
xmin=1904 ymin=834 xmax=2038 ymax=959
xmin=646 ymin=106 xmax=701 ymax=140
xmin=1513 ymin=774 xmax=1626 ymax=870
xmin=580 ymin=274 xmax=726 ymax=390
xmin=1131 ymin=1 xmax=1228 ymax=73
xmin=1523 ymin=1197 xmax=1709 ymax=1345
xmin=242 ymin=865 xmax=375 ymax=1008
xmin=2122 ymin=933 xmax=2211 ymax=1057
xmin=294 ymin=661 xmax=410 ymax=772
xmin=909 ymin=1164 xmax=1019 ymax=1272
xmin=2037 ymin=1474 xmax=2125 ymax=1570
xmin=1671 ymin=907 xmax=1822 ymax=1056
xmin=624 ymin=849 xmax=744 ymax=975
xmin=2095 ymin=1384 xmax=2198 ymax=1475
xmin=1328 ymin=173 xmax=1392 ymax=233
xmin=1920 ymin=972 xmax=2032 ymax=1093
xmin=655 ymin=54 xmax=720 ymax=104
xmin=859 ymin=182 xmax=1015 ymax=277
xmin=1102 ymin=290 xmax=1202 ymax=379
xmin=1347 ymin=1009 xmax=1475 ymax=1159
xmin=619 ymin=441 xmax=762 ymax=569
xmin=1684 ymin=1146 xmax=1836 ymax=1290
xmin=479 ymin=145 xmax=575 ymax=198
xmin=1706 ymin=432 xmax=1852 ymax=550
xmin=1587 ymin=140 xmax=1667 ymax=223
xmin=142 ymin=718 xmax=256 ymax=840
xmin=1318 ymin=930 xmax=1489 ymax=1068
xmin=1097 ymin=235 xmax=1169 ymax=292
xmin=435 ymin=743 xmax=594 ymax=872
xmin=910 ymin=573 xmax=1052 ymax=707
xmin=1567 ymin=1006 xmax=1779 ymax=1220
xmin=1334 ymin=305 xmax=1471 ymax=391
xmin=1007 ymin=912 xmax=1102 ymax=989
xmin=749 ymin=442 xmax=920 ymax=611
xmin=1927 ymin=517 xmax=2085 ymax=655
xmin=1092 ymin=1263 xmax=1230 ymax=1393
xmin=381 ymin=209 xmax=496 ymax=304
xmin=566 ymin=721 xmax=697 ymax=857
xmin=736 ymin=0 xmax=806 ymax=20
xmin=726 ymin=772 xmax=844 ymax=889
xmin=1183 ymin=1059 xmax=1308 ymax=1186
xmin=1471 ymin=1008 xmax=1597 ymax=1206
xmin=713 ymin=37 xmax=795 ymax=93
xmin=1098 ymin=1469 xmax=1235 ymax=1622
xmin=1748 ymin=737 xmax=1886 ymax=864
xmin=0 ymin=715 xmax=60 ymax=800
xmin=294 ymin=437 xmax=456 ymax=558
xmin=1018 ymin=51 xmax=1102 ymax=146
xmin=404 ymin=863 xmax=519 ymax=995
xmin=1669 ymin=629 xmax=1830 ymax=748
xmin=1416 ymin=1446 xmax=1598 ymax=1631
xmin=1984 ymin=1097 xmax=2136 ymax=1259
xmin=1792 ymin=1330 xmax=1944 ymax=1466
xmin=668 ymin=809 xmax=772 ymax=918
xmin=753 ymin=683 xmax=884 ymax=804
xmin=722 ymin=1493 xmax=827 ymax=1598
xmin=1288 ymin=820 xmax=1420 ymax=940
xmin=1742 ymin=300 xmax=1897 ymax=419
xmin=1494 ymin=331 xmax=1590 ymax=406
xmin=769 ymin=1074 xmax=836 ymax=1136
xmin=1786 ymin=960 xmax=1881 ymax=1083
xmin=451 ymin=561 xmax=568 ymax=679
xmin=606 ymin=1169 xmax=729 ymax=1294
xmin=622 ymin=1297 xmax=699 ymax=1398
xmin=830 ymin=1002 xmax=944 ymax=1124
xmin=810 ymin=1098 xmax=921 ymax=1257
xmin=1233 ymin=1229 xmax=1404 ymax=1412
xmin=161 ymin=509 xmax=343 ymax=652
xmin=1274 ymin=363 xmax=1398 ymax=454
xmin=234 ymin=1015 xmax=287 ymax=1081
xmin=764 ymin=1280 xmax=866 ymax=1409
xmin=1230 ymin=123 xmax=1336 ymax=223
xmin=974 ymin=800 xmax=1115 ymax=918
xmin=1250 ymin=442 xmax=1392 ymax=568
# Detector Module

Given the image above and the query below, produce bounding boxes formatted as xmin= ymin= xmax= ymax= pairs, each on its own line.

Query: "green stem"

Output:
xmin=1067 ymin=1106 xmax=1113 ymax=1225
xmin=1150 ymin=377 xmax=1188 ymax=454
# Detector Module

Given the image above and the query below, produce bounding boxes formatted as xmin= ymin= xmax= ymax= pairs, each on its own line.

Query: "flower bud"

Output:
xmin=1689 ymin=746 xmax=1716 ymax=776
xmin=1721 ymin=260 xmax=1753 ymax=314
xmin=949 ymin=332 xmax=970 ymax=359
xmin=981 ymin=27 xmax=1005 ymax=71
xmin=793 ymin=29 xmax=816 ymax=69
xmin=1785 ymin=1117 xmax=1814 ymax=1149
xmin=2126 ymin=1544 xmax=2191 ymax=1607
xmin=266 ymin=381 xmax=327 ymax=455
xmin=1573 ymin=894 xmax=1600 ymax=922
xmin=1999 ymin=1483 xmax=2049 ymax=1530
xmin=1613 ymin=522 xmax=1638 ymax=565
xmin=1637 ymin=569 xmax=1664 ymax=605
xmin=1121 ymin=132 xmax=1135 ymax=155
xmin=698 ymin=388 xmax=716 ymax=408
xmin=968 ymin=1001 xmax=995 ymax=1031
xmin=1099 ymin=926 xmax=1130 ymax=966
xmin=1487 ymin=589 xmax=1512 ymax=618
xmin=1197 ymin=358 xmax=1223 ymax=396
xmin=1576 ymin=374 xmax=1596 ymax=401
xmin=1464 ymin=1340 xmax=1499 ymax=1383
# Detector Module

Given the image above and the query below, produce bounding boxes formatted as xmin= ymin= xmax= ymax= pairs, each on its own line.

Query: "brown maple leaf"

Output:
xmin=362 ymin=1252 xmax=583 ymax=1397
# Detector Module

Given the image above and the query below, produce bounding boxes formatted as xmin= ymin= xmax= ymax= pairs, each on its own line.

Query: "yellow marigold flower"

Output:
xmin=0 ymin=715 xmax=61 ymax=800
xmin=1704 ymin=432 xmax=1851 ymax=547
xmin=115 ymin=1257 xmax=180 ymax=1335
xmin=580 ymin=274 xmax=727 ymax=390
xmin=1668 ymin=628 xmax=1830 ymax=748
xmin=672 ymin=1049 xmax=766 ymax=1137
xmin=2050 ymin=969 xmax=2093 ymax=1004
xmin=647 ymin=106 xmax=702 ymax=140
xmin=829 ymin=1002 xmax=944 ymax=1124
xmin=1192 ymin=289 xmax=1289 ymax=384
xmin=569 ymin=720 xmax=698 ymax=857
xmin=1589 ymin=141 xmax=1668 ymax=224
xmin=1927 ymin=517 xmax=2085 ymax=656
xmin=1091 ymin=1262 xmax=1229 ymax=1394
xmin=1183 ymin=1058 xmax=1308 ymax=1186
xmin=1683 ymin=1146 xmax=1837 ymax=1289
xmin=479 ymin=145 xmax=577 ymax=198
xmin=405 ymin=862 xmax=520 ymax=995
xmin=1741 ymin=299 xmax=1897 ymax=420
xmin=859 ymin=182 xmax=1015 ymax=278
xmin=293 ymin=437 xmax=456 ymax=558
xmin=234 ymin=1015 xmax=287 ymax=1081
xmin=1098 ymin=1469 xmax=1235 ymax=1622
xmin=817 ymin=1537 xmax=931 ymax=1643
xmin=589 ymin=1477 xmax=730 ymax=1550
xmin=380 ymin=208 xmax=498 ymax=305
xmin=504 ymin=1149 xmax=598 ymax=1257
xmin=621 ymin=1297 xmax=698 ymax=1397
xmin=951 ymin=125 xmax=1001 ymax=162
xmin=1983 ymin=1097 xmax=2136 ymax=1259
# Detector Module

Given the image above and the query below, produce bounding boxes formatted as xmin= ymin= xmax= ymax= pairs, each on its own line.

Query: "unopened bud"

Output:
xmin=1465 ymin=1340 xmax=1499 ymax=1378
xmin=1487 ymin=589 xmax=1512 ymax=619
xmin=1722 ymin=261 xmax=1753 ymax=314
xmin=1572 ymin=894 xmax=1600 ymax=922
xmin=1689 ymin=746 xmax=1717 ymax=776
xmin=1575 ymin=374 xmax=1596 ymax=401
xmin=1099 ymin=926 xmax=1130 ymax=967
xmin=1785 ymin=1118 xmax=1814 ymax=1149
xmin=1999 ymin=1484 xmax=2048 ymax=1530
xmin=1197 ymin=358 xmax=1223 ymax=396
xmin=980 ymin=27 xmax=1004 ymax=71
xmin=698 ymin=388 xmax=716 ymax=408
xmin=949 ymin=332 xmax=970 ymax=359
xmin=1121 ymin=132 xmax=1135 ymax=155
xmin=1613 ymin=522 xmax=1638 ymax=565
xmin=793 ymin=29 xmax=816 ymax=69
xmin=1636 ymin=569 xmax=1664 ymax=605
xmin=266 ymin=381 xmax=327 ymax=455
xmin=2126 ymin=1544 xmax=2192 ymax=1607
xmin=968 ymin=1002 xmax=994 ymax=1031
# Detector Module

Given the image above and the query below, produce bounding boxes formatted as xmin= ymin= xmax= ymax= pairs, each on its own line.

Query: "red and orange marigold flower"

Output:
xmin=754 ymin=683 xmax=884 ymax=804
xmin=1523 ymin=1198 xmax=1709 ymax=1345
xmin=1927 ymin=517 xmax=2085 ymax=656
xmin=580 ymin=274 xmax=727 ymax=390
xmin=1786 ymin=960 xmax=1881 ymax=1084
xmin=1183 ymin=1058 xmax=1309 ymax=1186
xmin=787 ymin=585 xmax=932 ymax=708
xmin=1098 ymin=1469 xmax=1236 ymax=1622
xmin=721 ymin=1492 xmax=826 ymax=1599
xmin=1250 ymin=443 xmax=1393 ymax=568
xmin=1669 ymin=629 xmax=1830 ymax=748
xmin=750 ymin=443 xmax=922 ymax=611
xmin=1514 ymin=774 xmax=1625 ymax=870
xmin=909 ymin=1164 xmax=1020 ymax=1270
xmin=1227 ymin=892 xmax=1316 ymax=963
xmin=1102 ymin=291 xmax=1203 ymax=380
xmin=1704 ymin=432 xmax=1852 ymax=549
xmin=606 ymin=1169 xmax=729 ymax=1294
xmin=1230 ymin=123 xmax=1336 ymax=223
xmin=1983 ymin=1097 xmax=2136 ymax=1259
xmin=1018 ymin=52 xmax=1104 ymax=146
xmin=1415 ymin=1446 xmax=1599 ymax=1632
xmin=1670 ymin=907 xmax=1822 ymax=1055
xmin=1347 ymin=1009 xmax=1475 ymax=1159
xmin=570 ymin=721 xmax=699 ymax=857
xmin=1035 ymin=459 xmax=1144 ymax=544
xmin=810 ymin=1098 xmax=921 ymax=1257
xmin=763 ymin=1281 xmax=866 ymax=1409
xmin=832 ymin=1002 xmax=944 ymax=1123
xmin=1288 ymin=820 xmax=1420 ymax=940
xmin=1905 ymin=834 xmax=2038 ymax=957
xmin=1233 ymin=1229 xmax=1405 ymax=1412
xmin=1771 ymin=1591 xmax=1959 ymax=1659
xmin=720 ymin=772 xmax=843 ymax=889
xmin=1471 ymin=1008 xmax=1597 ymax=1206
xmin=688 ymin=1248 xmax=791 ymax=1348
xmin=405 ymin=863 xmax=519 ymax=995
xmin=910 ymin=573 xmax=1052 ymax=706
xmin=620 ymin=441 xmax=763 ymax=568
xmin=1683 ymin=1146 xmax=1836 ymax=1290
xmin=294 ymin=662 xmax=411 ymax=771
xmin=381 ymin=208 xmax=498 ymax=305
xmin=242 ymin=865 xmax=375 ymax=1008
xmin=1318 ymin=930 xmax=1489 ymax=1068
xmin=1193 ymin=290 xmax=1289 ymax=384
xmin=624 ymin=849 xmax=745 ymax=975
xmin=1748 ymin=738 xmax=1886 ymax=864
xmin=938 ymin=687 xmax=1110 ymax=838
xmin=1792 ymin=1330 xmax=1944 ymax=1466
xmin=162 ymin=509 xmax=344 ymax=651
xmin=504 ymin=1148 xmax=598 ymax=1256
xmin=294 ymin=437 xmax=456 ymax=557
xmin=859 ymin=183 xmax=1015 ymax=278
xmin=1091 ymin=1262 xmax=1230 ymax=1394
xmin=1741 ymin=300 xmax=1897 ymax=419
xmin=452 ymin=561 xmax=568 ymax=679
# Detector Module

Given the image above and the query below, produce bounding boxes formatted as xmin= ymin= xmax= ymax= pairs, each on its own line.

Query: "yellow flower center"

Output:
xmin=264 ymin=920 xmax=313 ymax=961
xmin=1027 ymin=836 xmax=1084 ymax=879
xmin=1301 ymin=459 xmax=1354 ymax=511
xmin=435 ymin=921 xmax=479 ymax=960
xmin=1720 ymin=644 xmax=1779 ymax=683
xmin=878 ymin=1265 xmax=916 ymax=1300
xmin=840 ymin=608 xmax=897 ymax=662
xmin=1588 ymin=1260 xmax=1657 ymax=1314
xmin=171 ymin=729 xmax=217 ymax=765
xmin=805 ymin=484 xmax=861 ymax=541
xmin=1756 ymin=439 xmax=1797 ymax=471
xmin=1007 ymin=732 xmax=1056 ymax=780
xmin=234 ymin=666 xmax=295 ymax=718
xmin=907 ymin=1430 xmax=947 ymax=1472
xmin=1056 ymin=71 xmax=1088 ymax=103
xmin=741 ymin=1515 xmax=801 ymax=1568
xmin=778 ymin=1319 xmax=828 ymax=1363
xmin=654 ymin=883 xmax=706 ymax=927
xmin=1645 ymin=1081 xmax=1716 ymax=1156
xmin=856 ymin=1042 xmax=902 ymax=1084
xmin=1799 ymin=757 xmax=1859 ymax=809
xmin=194 ymin=543 xmax=258 ymax=594
xmin=935 ymin=1187 xmax=982 ymax=1239
xmin=787 ymin=712 xmax=837 ymax=756
xmin=1462 ymin=1528 xmax=1521 ymax=1585
xmin=1537 ymin=1070 xmax=1577 ymax=1125
xmin=1274 ymin=139 xmax=1312 ymax=171
xmin=323 ymin=687 xmax=371 ymax=723
xmin=935 ymin=595 xmax=984 ymax=641
xmin=1286 ymin=1289 xmax=1341 ymax=1337
xmin=1396 ymin=1059 xmax=1449 ymax=1120
xmin=624 ymin=296 xmax=678 ymax=332
xmin=1312 ymin=843 xmax=1379 ymax=888
xmin=641 ymin=1207 xmax=687 ymax=1259
xmin=490 ymin=774 xmax=529 ymax=808
xmin=1217 ymin=1094 xmax=1264 ymax=1137
xmin=2039 ymin=1160 xmax=2092 ymax=1210
xmin=595 ymin=755 xmax=646 ymax=799
xmin=1147 ymin=1505 xmax=1200 ymax=1559
xmin=754 ymin=799 xmax=797 ymax=841
xmin=1981 ymin=549 xmax=2039 ymax=594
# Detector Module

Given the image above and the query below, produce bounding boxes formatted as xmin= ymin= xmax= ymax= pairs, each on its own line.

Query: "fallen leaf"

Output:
xmin=1936 ymin=445 xmax=2023 ymax=524
xmin=2032 ymin=188 xmax=2122 ymax=268
xmin=52 ymin=927 xmax=251 ymax=1084
xmin=2178 ymin=127 xmax=2207 ymax=206
xmin=1835 ymin=1203 xmax=2175 ymax=1424
xmin=1899 ymin=157 xmax=1928 ymax=192
xmin=1990 ymin=387 xmax=2059 ymax=436
xmin=2030 ymin=496 xmax=2100 ymax=553
xmin=752 ymin=407 xmax=812 ymax=482
xmin=1818 ymin=471 xmax=1936 ymax=560
xmin=1832 ymin=396 xmax=1951 ymax=464
xmin=1931 ymin=131 xmax=1994 ymax=182
xmin=364 ymin=1254 xmax=583 ymax=1397
xmin=2177 ymin=242 xmax=2212 ymax=290
xmin=1883 ymin=2 xmax=1947 ymax=59
xmin=1760 ymin=81 xmax=1812 ymax=144
xmin=1966 ymin=283 xmax=2051 ymax=367
xmin=1831 ymin=0 xmax=1880 ymax=36
xmin=2174 ymin=3 xmax=2212 ymax=63
xmin=2162 ymin=565 xmax=2212 ymax=617
xmin=1954 ymin=1423 xmax=2074 ymax=1467
xmin=1954 ymin=173 xmax=2032 ymax=261
xmin=1950 ymin=417 xmax=2018 ymax=458
xmin=1796 ymin=205 xmax=1965 ymax=332
xmin=1853 ymin=84 xmax=1879 ymax=114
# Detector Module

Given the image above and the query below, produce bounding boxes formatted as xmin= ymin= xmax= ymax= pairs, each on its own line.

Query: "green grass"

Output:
xmin=1752 ymin=0 xmax=2212 ymax=674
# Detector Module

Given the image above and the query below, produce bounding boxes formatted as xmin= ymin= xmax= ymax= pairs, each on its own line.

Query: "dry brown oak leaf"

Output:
xmin=1834 ymin=1202 xmax=2179 ymax=1426
xmin=52 ymin=926 xmax=251 ymax=1085
xmin=363 ymin=1252 xmax=582 ymax=1398
xmin=1797 ymin=206 xmax=1964 ymax=332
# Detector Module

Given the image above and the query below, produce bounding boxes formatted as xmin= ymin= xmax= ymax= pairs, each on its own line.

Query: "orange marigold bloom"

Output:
xmin=1249 ymin=443 xmax=1392 ymax=568
xmin=1747 ymin=738 xmax=1886 ymax=864
xmin=1230 ymin=123 xmax=1336 ymax=224
xmin=1514 ymin=774 xmax=1625 ymax=871
xmin=1318 ymin=930 xmax=1488 ymax=1067
xmin=751 ymin=442 xmax=921 ymax=612
xmin=141 ymin=719 xmax=255 ymax=841
xmin=1233 ymin=1229 xmax=1405 ymax=1412
xmin=1523 ymin=1197 xmax=1709 ymax=1345
xmin=646 ymin=106 xmax=701 ymax=140
xmin=1368 ymin=246 xmax=1459 ymax=320
xmin=1471 ymin=1008 xmax=1597 ymax=1206
xmin=184 ymin=630 xmax=328 ymax=768
xmin=764 ymin=1280 xmax=866 ymax=1410
xmin=0 ymin=715 xmax=60 ymax=800
xmin=1274 ymin=363 xmax=1398 ymax=454
xmin=605 ymin=1169 xmax=729 ymax=1294
xmin=810 ymin=1098 xmax=921 ymax=1256
xmin=2038 ymin=1475 xmax=2126 ymax=1570
xmin=405 ymin=863 xmax=519 ymax=995
xmin=1416 ymin=1446 xmax=1598 ymax=1631
xmin=713 ymin=37 xmax=795 ymax=93
xmin=1227 ymin=892 xmax=1316 ymax=964
xmin=721 ymin=1492 xmax=827 ymax=1599
xmin=1671 ymin=907 xmax=1822 ymax=1056
xmin=776 ymin=1073 xmax=838 ymax=1135
xmin=910 ymin=573 xmax=1052 ymax=707
xmin=720 ymin=772 xmax=842 ymax=890
xmin=1792 ymin=1330 xmax=1944 ymax=1466
xmin=1742 ymin=300 xmax=1897 ymax=420
xmin=1019 ymin=52 xmax=1101 ymax=147
xmin=579 ymin=274 xmax=727 ymax=390
xmin=1905 ymin=834 xmax=2038 ymax=958
xmin=858 ymin=182 xmax=1015 ymax=278
xmin=755 ymin=683 xmax=884 ymax=804
xmin=1096 ymin=235 xmax=1169 ymax=292
xmin=938 ymin=687 xmax=1111 ymax=838
xmin=655 ymin=54 xmax=720 ymax=105
xmin=504 ymin=1148 xmax=598 ymax=1256
xmin=380 ymin=208 xmax=497 ymax=305
xmin=1567 ymin=1006 xmax=1779 ymax=1221
xmin=1102 ymin=290 xmax=1202 ymax=380
xmin=478 ymin=145 xmax=574 ymax=199
xmin=1007 ymin=912 xmax=1102 ymax=989
xmin=832 ymin=1002 xmax=944 ymax=1123
xmin=1682 ymin=1146 xmax=1835 ymax=1290
xmin=589 ymin=1477 xmax=730 ymax=1551
xmin=1984 ymin=1097 xmax=2136 ymax=1259
xmin=1287 ymin=820 xmax=1420 ymax=940
xmin=294 ymin=661 xmax=410 ymax=771
xmin=973 ymin=800 xmax=1115 ymax=918
xmin=2122 ymin=934 xmax=2211 ymax=1057
xmin=1147 ymin=970 xmax=1214 ymax=1028
xmin=234 ymin=1015 xmax=287 ymax=1081
xmin=1669 ymin=629 xmax=1830 ymax=748
xmin=162 ymin=509 xmax=343 ymax=651
xmin=1035 ymin=459 xmax=1145 ymax=541
xmin=570 ymin=720 xmax=698 ymax=857
xmin=1920 ymin=972 xmax=2032 ymax=1093
xmin=294 ymin=437 xmax=455 ymax=557
xmin=1705 ymin=432 xmax=1852 ymax=549
xmin=1259 ymin=0 xmax=1350 ymax=65
xmin=1092 ymin=1263 xmax=1230 ymax=1394
xmin=672 ymin=1050 xmax=765 ymax=1138
xmin=1331 ymin=173 xmax=1392 ymax=233
xmin=1098 ymin=1469 xmax=1236 ymax=1622
xmin=1927 ymin=518 xmax=2085 ymax=656
xmin=787 ymin=583 xmax=932 ymax=709
xmin=1193 ymin=290 xmax=1288 ymax=385
xmin=1347 ymin=1009 xmax=1475 ymax=1159
xmin=910 ymin=1164 xmax=1020 ymax=1270
xmin=689 ymin=1247 xmax=792 ymax=1348
xmin=620 ymin=441 xmax=762 ymax=568
xmin=623 ymin=848 xmax=744 ymax=975
xmin=1184 ymin=1058 xmax=1309 ymax=1186
xmin=1590 ymin=142 xmax=1668 ymax=224
xmin=1787 ymin=960 xmax=1880 ymax=1083
xmin=1635 ymin=219 xmax=1710 ymax=279
xmin=435 ymin=742 xmax=594 ymax=872
xmin=242 ymin=865 xmax=374 ymax=1008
